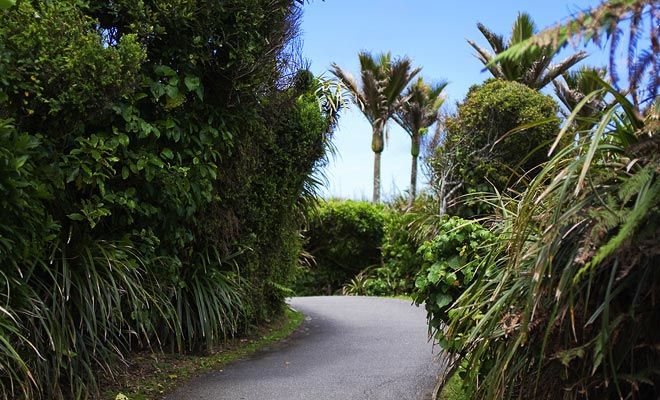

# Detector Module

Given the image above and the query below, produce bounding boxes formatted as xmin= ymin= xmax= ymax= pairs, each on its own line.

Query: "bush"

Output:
xmin=425 ymin=83 xmax=660 ymax=399
xmin=411 ymin=216 xmax=495 ymax=350
xmin=294 ymin=200 xmax=385 ymax=295
xmin=0 ymin=1 xmax=331 ymax=398
xmin=429 ymin=79 xmax=559 ymax=217
xmin=305 ymin=196 xmax=431 ymax=298
xmin=380 ymin=206 xmax=426 ymax=295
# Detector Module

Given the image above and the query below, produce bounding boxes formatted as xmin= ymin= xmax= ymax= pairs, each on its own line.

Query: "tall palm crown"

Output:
xmin=394 ymin=78 xmax=448 ymax=205
xmin=468 ymin=12 xmax=587 ymax=89
xmin=331 ymin=52 xmax=420 ymax=202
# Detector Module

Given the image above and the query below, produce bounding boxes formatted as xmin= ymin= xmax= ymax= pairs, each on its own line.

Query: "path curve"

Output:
xmin=166 ymin=296 xmax=441 ymax=400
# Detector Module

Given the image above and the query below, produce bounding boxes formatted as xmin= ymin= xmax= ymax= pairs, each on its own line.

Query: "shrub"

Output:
xmin=412 ymin=216 xmax=495 ymax=350
xmin=428 ymin=85 xmax=660 ymax=399
xmin=380 ymin=205 xmax=426 ymax=295
xmin=294 ymin=200 xmax=385 ymax=295
xmin=0 ymin=1 xmax=331 ymax=398
xmin=429 ymin=79 xmax=559 ymax=217
xmin=338 ymin=195 xmax=434 ymax=298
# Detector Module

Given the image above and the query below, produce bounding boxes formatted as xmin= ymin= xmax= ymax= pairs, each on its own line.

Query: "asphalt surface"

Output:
xmin=166 ymin=296 xmax=441 ymax=400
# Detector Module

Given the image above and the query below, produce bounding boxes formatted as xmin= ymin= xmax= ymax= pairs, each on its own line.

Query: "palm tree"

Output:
xmin=554 ymin=66 xmax=606 ymax=113
xmin=490 ymin=0 xmax=660 ymax=111
xmin=467 ymin=12 xmax=587 ymax=89
xmin=331 ymin=52 xmax=420 ymax=203
xmin=393 ymin=77 xmax=448 ymax=207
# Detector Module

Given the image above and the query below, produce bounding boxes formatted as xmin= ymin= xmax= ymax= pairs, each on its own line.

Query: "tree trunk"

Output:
xmin=372 ymin=126 xmax=384 ymax=203
xmin=408 ymin=154 xmax=417 ymax=207
xmin=408 ymin=133 xmax=421 ymax=207
xmin=373 ymin=151 xmax=381 ymax=203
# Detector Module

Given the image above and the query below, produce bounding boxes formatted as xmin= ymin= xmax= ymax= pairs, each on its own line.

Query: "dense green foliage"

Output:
xmin=430 ymin=79 xmax=559 ymax=217
xmin=2 ymin=0 xmax=658 ymax=399
xmin=412 ymin=216 xmax=494 ymax=349
xmin=0 ymin=1 xmax=332 ymax=398
xmin=293 ymin=197 xmax=429 ymax=297
xmin=416 ymin=2 xmax=660 ymax=399
xmin=294 ymin=200 xmax=385 ymax=295
xmin=342 ymin=203 xmax=425 ymax=297
xmin=428 ymin=93 xmax=660 ymax=400
xmin=378 ymin=208 xmax=425 ymax=295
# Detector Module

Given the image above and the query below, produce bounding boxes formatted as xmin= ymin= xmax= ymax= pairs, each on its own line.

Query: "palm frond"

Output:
xmin=490 ymin=0 xmax=660 ymax=107
xmin=536 ymin=50 xmax=588 ymax=89
xmin=467 ymin=40 xmax=506 ymax=79
xmin=476 ymin=22 xmax=506 ymax=54
xmin=330 ymin=62 xmax=364 ymax=111
xmin=470 ymin=12 xmax=587 ymax=89
xmin=511 ymin=12 xmax=536 ymax=45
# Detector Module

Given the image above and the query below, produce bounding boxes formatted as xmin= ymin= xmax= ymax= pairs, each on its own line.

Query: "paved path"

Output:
xmin=166 ymin=296 xmax=441 ymax=400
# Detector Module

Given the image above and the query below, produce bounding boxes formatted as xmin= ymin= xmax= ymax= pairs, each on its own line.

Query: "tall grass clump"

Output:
xmin=172 ymin=249 xmax=248 ymax=352
xmin=21 ymin=241 xmax=172 ymax=399
xmin=437 ymin=84 xmax=659 ymax=399
xmin=415 ymin=3 xmax=660 ymax=398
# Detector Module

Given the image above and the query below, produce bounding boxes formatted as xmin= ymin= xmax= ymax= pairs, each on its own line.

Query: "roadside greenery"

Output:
xmin=301 ymin=2 xmax=658 ymax=399
xmin=0 ymin=1 xmax=336 ymax=398
xmin=428 ymin=79 xmax=559 ymax=218
xmin=411 ymin=216 xmax=495 ymax=350
xmin=293 ymin=199 xmax=385 ymax=295
xmin=415 ymin=2 xmax=660 ymax=399
xmin=296 ymin=196 xmax=427 ymax=298
xmin=2 ymin=0 xmax=658 ymax=398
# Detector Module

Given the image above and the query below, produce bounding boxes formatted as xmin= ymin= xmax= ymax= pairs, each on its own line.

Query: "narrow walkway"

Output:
xmin=166 ymin=296 xmax=440 ymax=400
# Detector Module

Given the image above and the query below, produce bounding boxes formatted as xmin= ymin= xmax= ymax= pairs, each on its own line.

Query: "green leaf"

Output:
xmin=427 ymin=261 xmax=443 ymax=284
xmin=444 ymin=272 xmax=458 ymax=286
xmin=415 ymin=275 xmax=428 ymax=289
xmin=14 ymin=155 xmax=28 ymax=170
xmin=165 ymin=85 xmax=179 ymax=99
xmin=446 ymin=255 xmax=463 ymax=270
xmin=160 ymin=148 xmax=174 ymax=160
xmin=66 ymin=167 xmax=80 ymax=183
xmin=118 ymin=134 xmax=129 ymax=147
xmin=435 ymin=293 xmax=453 ymax=309
xmin=67 ymin=213 xmax=84 ymax=221
xmin=154 ymin=65 xmax=176 ymax=77
xmin=121 ymin=166 xmax=129 ymax=180
xmin=0 ymin=0 xmax=15 ymax=10
xmin=184 ymin=76 xmax=201 ymax=91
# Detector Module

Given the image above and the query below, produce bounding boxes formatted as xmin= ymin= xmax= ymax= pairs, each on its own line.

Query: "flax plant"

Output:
xmin=174 ymin=248 xmax=248 ymax=352
xmin=429 ymin=3 xmax=660 ymax=398
xmin=440 ymin=80 xmax=659 ymax=399
xmin=23 ymin=240 xmax=176 ymax=400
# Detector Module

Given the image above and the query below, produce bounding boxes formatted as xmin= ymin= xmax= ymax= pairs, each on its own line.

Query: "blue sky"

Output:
xmin=299 ymin=0 xmax=606 ymax=200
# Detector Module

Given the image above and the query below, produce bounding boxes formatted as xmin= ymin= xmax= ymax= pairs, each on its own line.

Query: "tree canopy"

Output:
xmin=467 ymin=12 xmax=587 ymax=89
xmin=394 ymin=77 xmax=448 ymax=206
